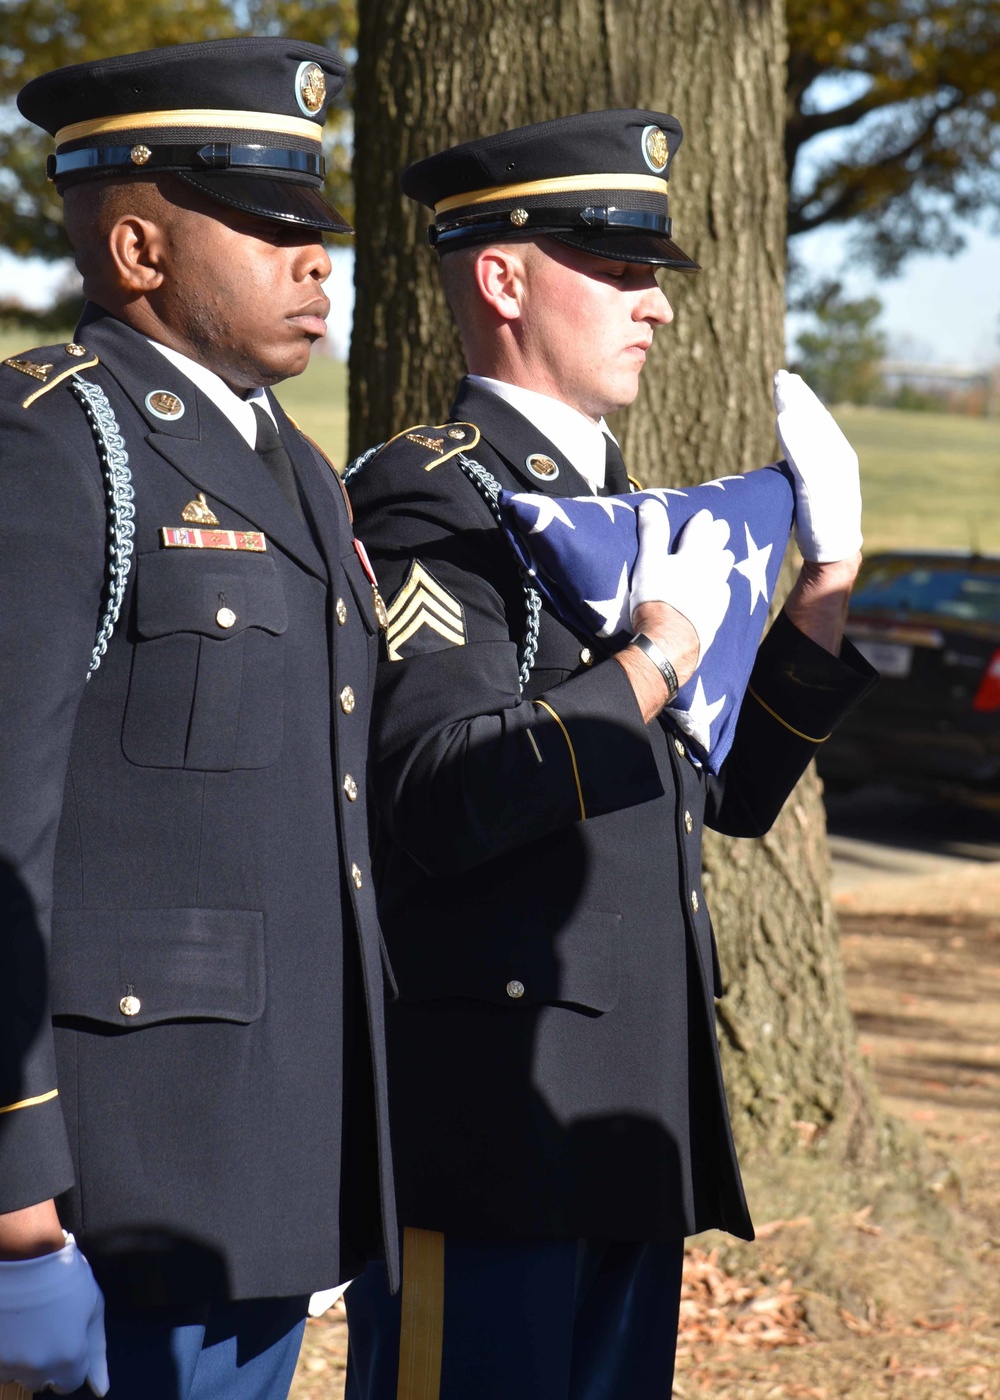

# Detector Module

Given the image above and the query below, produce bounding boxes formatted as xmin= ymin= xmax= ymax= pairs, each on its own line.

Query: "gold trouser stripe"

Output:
xmin=434 ymin=172 xmax=668 ymax=214
xmin=747 ymin=684 xmax=830 ymax=744
xmin=21 ymin=359 xmax=99 ymax=409
xmin=533 ymin=700 xmax=586 ymax=820
xmin=0 ymin=1088 xmax=58 ymax=1115
xmin=55 ymin=108 xmax=322 ymax=147
xmin=397 ymin=1227 xmax=445 ymax=1400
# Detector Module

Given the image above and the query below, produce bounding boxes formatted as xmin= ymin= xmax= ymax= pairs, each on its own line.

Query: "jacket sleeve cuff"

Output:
xmin=0 ymin=1091 xmax=74 ymax=1214
xmin=746 ymin=610 xmax=879 ymax=742
xmin=533 ymin=658 xmax=664 ymax=821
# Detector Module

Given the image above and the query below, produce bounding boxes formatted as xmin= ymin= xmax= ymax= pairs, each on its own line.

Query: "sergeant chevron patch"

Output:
xmin=386 ymin=560 xmax=466 ymax=661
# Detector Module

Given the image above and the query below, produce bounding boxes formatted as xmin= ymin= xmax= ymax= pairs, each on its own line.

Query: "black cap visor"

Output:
xmin=176 ymin=171 xmax=352 ymax=234
xmin=548 ymin=228 xmax=700 ymax=271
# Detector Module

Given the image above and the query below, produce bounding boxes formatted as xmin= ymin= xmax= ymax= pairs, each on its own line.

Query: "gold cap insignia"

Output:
xmin=181 ymin=492 xmax=220 ymax=525
xmin=3 ymin=357 xmax=52 ymax=382
xmin=642 ymin=125 xmax=669 ymax=174
xmin=296 ymin=61 xmax=327 ymax=116
xmin=526 ymin=452 xmax=560 ymax=481
xmin=145 ymin=390 xmax=185 ymax=421
xmin=130 ymin=144 xmax=152 ymax=166
xmin=510 ymin=207 xmax=529 ymax=227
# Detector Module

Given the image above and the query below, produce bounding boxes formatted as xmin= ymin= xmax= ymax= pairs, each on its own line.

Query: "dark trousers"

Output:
xmin=345 ymin=1229 xmax=684 ymax=1400
xmin=49 ymin=1295 xmax=308 ymax=1400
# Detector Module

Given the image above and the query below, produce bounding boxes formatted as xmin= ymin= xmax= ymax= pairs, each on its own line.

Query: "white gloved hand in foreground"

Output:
xmin=630 ymin=502 xmax=735 ymax=662
xmin=774 ymin=369 xmax=863 ymax=563
xmin=0 ymin=1233 xmax=108 ymax=1396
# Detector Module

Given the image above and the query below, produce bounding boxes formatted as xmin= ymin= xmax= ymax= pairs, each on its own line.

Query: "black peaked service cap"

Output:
xmin=402 ymin=109 xmax=700 ymax=271
xmin=18 ymin=37 xmax=352 ymax=234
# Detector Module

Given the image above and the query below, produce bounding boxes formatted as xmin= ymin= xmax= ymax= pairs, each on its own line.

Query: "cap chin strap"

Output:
xmin=429 ymin=204 xmax=673 ymax=248
xmin=49 ymin=143 xmax=324 ymax=182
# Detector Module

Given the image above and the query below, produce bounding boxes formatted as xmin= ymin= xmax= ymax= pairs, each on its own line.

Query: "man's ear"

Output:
xmin=106 ymin=215 xmax=168 ymax=295
xmin=473 ymin=246 xmax=526 ymax=322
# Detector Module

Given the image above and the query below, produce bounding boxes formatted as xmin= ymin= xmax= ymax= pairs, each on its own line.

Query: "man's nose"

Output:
xmin=644 ymin=284 xmax=673 ymax=326
xmin=297 ymin=239 xmax=332 ymax=282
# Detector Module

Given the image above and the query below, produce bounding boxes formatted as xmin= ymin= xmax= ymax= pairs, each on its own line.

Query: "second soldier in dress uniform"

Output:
xmin=344 ymin=111 xmax=876 ymax=1398
xmin=0 ymin=38 xmax=395 ymax=1400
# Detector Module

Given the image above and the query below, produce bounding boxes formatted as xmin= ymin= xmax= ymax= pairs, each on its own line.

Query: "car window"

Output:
xmin=852 ymin=563 xmax=1000 ymax=623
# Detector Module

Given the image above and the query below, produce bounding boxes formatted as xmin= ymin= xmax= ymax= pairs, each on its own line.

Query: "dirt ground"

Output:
xmin=290 ymin=863 xmax=1000 ymax=1399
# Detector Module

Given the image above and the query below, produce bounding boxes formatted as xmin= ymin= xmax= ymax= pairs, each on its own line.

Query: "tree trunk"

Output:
xmin=351 ymin=0 xmax=888 ymax=1173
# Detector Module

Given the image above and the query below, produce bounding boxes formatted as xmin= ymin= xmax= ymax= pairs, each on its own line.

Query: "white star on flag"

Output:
xmin=514 ymin=494 xmax=577 ymax=534
xmin=733 ymin=522 xmax=773 ymax=613
xmin=584 ymin=561 xmax=630 ymax=638
xmin=669 ymin=677 xmax=727 ymax=753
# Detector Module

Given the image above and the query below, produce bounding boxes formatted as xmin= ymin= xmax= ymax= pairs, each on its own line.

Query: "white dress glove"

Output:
xmin=0 ymin=1233 xmax=109 ymax=1396
xmin=774 ymin=369 xmax=863 ymax=563
xmin=630 ymin=502 xmax=735 ymax=661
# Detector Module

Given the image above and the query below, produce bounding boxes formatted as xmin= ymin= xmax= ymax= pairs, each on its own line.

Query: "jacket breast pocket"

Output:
xmin=49 ymin=907 xmax=265 ymax=1030
xmin=122 ymin=551 xmax=288 ymax=770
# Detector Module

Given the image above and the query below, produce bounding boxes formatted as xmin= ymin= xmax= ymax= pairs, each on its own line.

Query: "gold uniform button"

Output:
xmin=216 ymin=607 xmax=237 ymax=629
xmin=336 ymin=597 xmax=348 ymax=625
xmin=343 ymin=774 xmax=358 ymax=801
xmin=65 ymin=342 xmax=87 ymax=357
xmin=340 ymin=685 xmax=356 ymax=714
xmin=684 ymin=810 xmax=693 ymax=835
xmin=579 ymin=647 xmax=594 ymax=667
xmin=506 ymin=980 xmax=525 ymax=999
xmin=351 ymin=863 xmax=363 ymax=889
xmin=690 ymin=890 xmax=700 ymax=914
xmin=673 ymin=738 xmax=686 ymax=757
xmin=119 ymin=995 xmax=141 ymax=1017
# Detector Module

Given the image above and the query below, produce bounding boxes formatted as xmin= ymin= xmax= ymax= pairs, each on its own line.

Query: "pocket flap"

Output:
xmin=135 ymin=552 xmax=288 ymax=639
xmin=387 ymin=907 xmax=621 ymax=1013
xmin=50 ymin=908 xmax=265 ymax=1028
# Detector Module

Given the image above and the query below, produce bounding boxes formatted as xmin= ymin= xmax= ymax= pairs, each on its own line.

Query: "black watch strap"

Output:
xmin=628 ymin=632 xmax=679 ymax=700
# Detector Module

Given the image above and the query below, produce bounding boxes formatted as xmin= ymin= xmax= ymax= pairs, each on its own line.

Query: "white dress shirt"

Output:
xmin=147 ymin=339 xmax=276 ymax=447
xmin=467 ymin=375 xmax=619 ymax=494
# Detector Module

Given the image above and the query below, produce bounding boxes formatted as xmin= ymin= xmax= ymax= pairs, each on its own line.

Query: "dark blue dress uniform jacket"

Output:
xmin=0 ymin=308 xmax=396 ymax=1306
xmin=349 ymin=377 xmax=876 ymax=1246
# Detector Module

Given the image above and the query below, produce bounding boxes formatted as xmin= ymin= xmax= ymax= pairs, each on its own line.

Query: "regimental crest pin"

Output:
xmin=146 ymin=390 xmax=185 ymax=420
xmin=295 ymin=60 xmax=326 ymax=116
xmin=181 ymin=492 xmax=220 ymax=525
xmin=385 ymin=560 xmax=466 ymax=661
xmin=526 ymin=452 xmax=559 ymax=482
xmin=642 ymin=125 xmax=670 ymax=173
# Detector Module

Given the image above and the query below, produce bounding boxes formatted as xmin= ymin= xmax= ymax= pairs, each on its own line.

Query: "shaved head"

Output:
xmin=62 ymin=175 xmax=187 ymax=302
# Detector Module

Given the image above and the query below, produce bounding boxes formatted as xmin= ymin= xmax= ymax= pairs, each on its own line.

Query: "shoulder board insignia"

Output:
xmin=2 ymin=342 xmax=99 ymax=409
xmin=5 ymin=357 xmax=52 ymax=381
xmin=385 ymin=559 xmax=466 ymax=661
xmin=379 ymin=421 xmax=481 ymax=472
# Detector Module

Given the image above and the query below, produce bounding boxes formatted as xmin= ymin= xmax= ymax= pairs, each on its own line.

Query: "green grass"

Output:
xmin=4 ymin=324 xmax=997 ymax=554
xmin=271 ymin=354 xmax=348 ymax=465
xmin=833 ymin=405 xmax=1000 ymax=555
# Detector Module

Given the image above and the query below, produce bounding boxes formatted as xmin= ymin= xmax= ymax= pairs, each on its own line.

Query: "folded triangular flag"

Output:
xmin=497 ymin=465 xmax=794 ymax=772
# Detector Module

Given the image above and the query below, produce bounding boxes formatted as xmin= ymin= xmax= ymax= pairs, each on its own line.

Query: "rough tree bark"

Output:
xmin=350 ymin=0 xmax=890 ymax=1175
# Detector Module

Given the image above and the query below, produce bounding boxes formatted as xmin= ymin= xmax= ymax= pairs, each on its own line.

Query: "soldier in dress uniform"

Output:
xmin=343 ymin=111 xmax=877 ymax=1398
xmin=0 ymin=38 xmax=396 ymax=1400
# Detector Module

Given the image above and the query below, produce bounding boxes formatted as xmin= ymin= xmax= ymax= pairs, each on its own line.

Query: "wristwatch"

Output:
xmin=628 ymin=632 xmax=679 ymax=701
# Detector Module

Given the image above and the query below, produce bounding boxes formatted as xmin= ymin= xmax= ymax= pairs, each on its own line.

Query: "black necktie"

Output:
xmin=251 ymin=402 xmax=305 ymax=524
xmin=601 ymin=435 xmax=631 ymax=496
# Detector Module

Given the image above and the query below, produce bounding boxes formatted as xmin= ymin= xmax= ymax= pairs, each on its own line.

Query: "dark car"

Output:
xmin=818 ymin=550 xmax=1000 ymax=806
